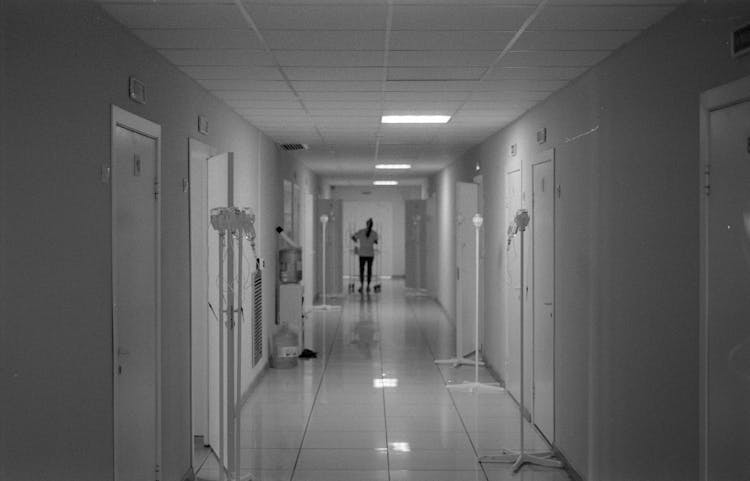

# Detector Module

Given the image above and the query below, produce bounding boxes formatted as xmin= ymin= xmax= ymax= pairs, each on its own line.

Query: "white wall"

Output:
xmin=0 ymin=2 xmax=286 ymax=480
xmin=455 ymin=2 xmax=750 ymax=480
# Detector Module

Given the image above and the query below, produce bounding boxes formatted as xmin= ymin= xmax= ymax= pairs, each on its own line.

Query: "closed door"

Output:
xmin=113 ymin=119 xmax=160 ymax=481
xmin=532 ymin=156 xmax=555 ymax=441
xmin=705 ymin=99 xmax=750 ymax=480
xmin=505 ymin=169 xmax=523 ymax=399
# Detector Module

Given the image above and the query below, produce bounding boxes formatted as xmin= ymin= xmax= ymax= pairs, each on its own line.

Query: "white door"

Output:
xmin=112 ymin=107 xmax=161 ymax=481
xmin=457 ymin=182 xmax=479 ymax=357
xmin=704 ymin=99 xmax=750 ymax=480
xmin=474 ymin=176 xmax=486 ymax=351
xmin=505 ymin=169 xmax=523 ymax=399
xmin=532 ymin=153 xmax=555 ymax=441
xmin=189 ymin=139 xmax=213 ymax=442
xmin=302 ymin=192 xmax=315 ymax=314
xmin=206 ymin=153 xmax=232 ymax=465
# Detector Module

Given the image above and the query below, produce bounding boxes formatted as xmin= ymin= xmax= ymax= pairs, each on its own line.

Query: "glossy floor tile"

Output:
xmin=196 ymin=281 xmax=573 ymax=481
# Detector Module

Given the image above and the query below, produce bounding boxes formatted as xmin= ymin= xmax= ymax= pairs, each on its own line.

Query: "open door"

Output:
xmin=457 ymin=182 xmax=479 ymax=358
xmin=188 ymin=142 xmax=237 ymax=472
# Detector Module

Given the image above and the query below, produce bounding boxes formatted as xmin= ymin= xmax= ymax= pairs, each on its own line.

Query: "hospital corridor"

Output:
xmin=194 ymin=282 xmax=566 ymax=481
xmin=3 ymin=1 xmax=750 ymax=481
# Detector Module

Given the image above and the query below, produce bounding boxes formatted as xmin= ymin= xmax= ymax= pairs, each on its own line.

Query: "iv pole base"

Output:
xmin=446 ymin=381 xmax=504 ymax=393
xmin=479 ymin=450 xmax=563 ymax=473
xmin=434 ymin=357 xmax=485 ymax=368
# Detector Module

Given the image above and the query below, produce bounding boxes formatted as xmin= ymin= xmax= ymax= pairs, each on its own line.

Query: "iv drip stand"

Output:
xmin=479 ymin=209 xmax=562 ymax=472
xmin=314 ymin=214 xmax=340 ymax=310
xmin=442 ymin=214 xmax=503 ymax=393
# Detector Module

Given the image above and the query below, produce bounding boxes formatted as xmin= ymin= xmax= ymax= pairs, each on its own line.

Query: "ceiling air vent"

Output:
xmin=280 ymin=143 xmax=308 ymax=151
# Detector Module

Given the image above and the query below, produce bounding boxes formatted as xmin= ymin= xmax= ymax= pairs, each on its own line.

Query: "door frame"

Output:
xmin=529 ymin=148 xmax=555 ymax=441
xmin=698 ymin=74 xmax=750 ymax=481
xmin=111 ymin=105 xmax=163 ymax=481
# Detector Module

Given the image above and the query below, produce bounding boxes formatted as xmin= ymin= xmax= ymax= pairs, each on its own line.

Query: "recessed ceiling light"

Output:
xmin=376 ymin=164 xmax=412 ymax=170
xmin=381 ymin=115 xmax=451 ymax=124
xmin=373 ymin=180 xmax=398 ymax=186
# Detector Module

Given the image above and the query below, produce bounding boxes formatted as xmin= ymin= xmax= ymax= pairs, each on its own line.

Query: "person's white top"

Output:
xmin=353 ymin=228 xmax=378 ymax=257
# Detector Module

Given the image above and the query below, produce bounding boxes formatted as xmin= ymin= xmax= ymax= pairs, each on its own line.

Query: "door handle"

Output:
xmin=118 ymin=348 xmax=130 ymax=357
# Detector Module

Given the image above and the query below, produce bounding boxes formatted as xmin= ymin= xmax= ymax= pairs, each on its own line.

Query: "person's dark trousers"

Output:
xmin=359 ymin=256 xmax=374 ymax=286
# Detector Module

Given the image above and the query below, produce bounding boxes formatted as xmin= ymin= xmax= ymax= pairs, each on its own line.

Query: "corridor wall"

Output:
xmin=454 ymin=2 xmax=750 ymax=480
xmin=0 ymin=2 xmax=307 ymax=480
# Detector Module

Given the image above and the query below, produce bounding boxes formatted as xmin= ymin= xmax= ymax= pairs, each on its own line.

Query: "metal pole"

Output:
xmin=218 ymin=231 xmax=226 ymax=480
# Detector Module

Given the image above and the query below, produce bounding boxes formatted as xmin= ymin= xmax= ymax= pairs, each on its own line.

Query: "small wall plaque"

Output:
xmin=732 ymin=23 xmax=750 ymax=57
xmin=537 ymin=127 xmax=547 ymax=144
xmin=198 ymin=115 xmax=209 ymax=135
xmin=128 ymin=76 xmax=146 ymax=104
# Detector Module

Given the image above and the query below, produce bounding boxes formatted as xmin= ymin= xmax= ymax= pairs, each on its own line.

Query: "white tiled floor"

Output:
xmin=196 ymin=280 xmax=572 ymax=481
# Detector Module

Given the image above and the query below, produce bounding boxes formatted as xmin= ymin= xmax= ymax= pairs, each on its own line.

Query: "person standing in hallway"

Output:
xmin=351 ymin=218 xmax=378 ymax=293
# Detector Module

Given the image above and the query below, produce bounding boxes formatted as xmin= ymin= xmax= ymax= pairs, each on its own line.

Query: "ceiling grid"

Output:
xmin=98 ymin=0 xmax=685 ymax=178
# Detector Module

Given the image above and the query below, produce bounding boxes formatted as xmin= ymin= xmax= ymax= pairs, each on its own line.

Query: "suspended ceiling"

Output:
xmin=98 ymin=0 xmax=684 ymax=180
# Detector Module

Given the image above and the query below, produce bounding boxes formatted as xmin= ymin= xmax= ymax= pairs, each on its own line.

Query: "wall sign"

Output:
xmin=128 ymin=76 xmax=146 ymax=104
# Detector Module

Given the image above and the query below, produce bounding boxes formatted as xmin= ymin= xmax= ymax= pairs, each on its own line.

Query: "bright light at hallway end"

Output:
xmin=376 ymin=164 xmax=412 ymax=170
xmin=381 ymin=115 xmax=451 ymax=124
xmin=373 ymin=180 xmax=398 ymax=186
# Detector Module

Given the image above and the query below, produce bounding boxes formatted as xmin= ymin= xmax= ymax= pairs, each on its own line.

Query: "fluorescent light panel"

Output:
xmin=373 ymin=180 xmax=398 ymax=186
xmin=376 ymin=164 xmax=412 ymax=170
xmin=381 ymin=115 xmax=451 ymax=124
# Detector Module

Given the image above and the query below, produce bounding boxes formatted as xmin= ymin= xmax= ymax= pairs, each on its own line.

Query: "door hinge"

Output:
xmin=704 ymin=164 xmax=711 ymax=197
xmin=154 ymin=179 xmax=160 ymax=199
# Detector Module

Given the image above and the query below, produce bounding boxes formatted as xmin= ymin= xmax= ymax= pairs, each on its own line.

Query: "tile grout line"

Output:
xmin=405 ymin=295 xmax=492 ymax=481
xmin=376 ymin=289 xmax=391 ymax=481
xmin=286 ymin=306 xmax=345 ymax=481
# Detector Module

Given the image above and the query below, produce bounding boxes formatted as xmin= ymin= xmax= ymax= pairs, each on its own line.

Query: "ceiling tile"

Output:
xmin=487 ymin=66 xmax=588 ymax=80
xmin=391 ymin=5 xmax=535 ymax=30
xmin=103 ymin=3 xmax=246 ymax=29
xmin=475 ymin=79 xmax=569 ymax=91
xmin=388 ymin=51 xmax=498 ymax=67
xmin=305 ymin=101 xmax=381 ymax=111
xmin=501 ymin=50 xmax=610 ymax=67
xmin=387 ymin=67 xmax=485 ymax=81
xmin=531 ymin=5 xmax=676 ymax=30
xmin=515 ymin=29 xmax=640 ymax=50
xmin=292 ymin=81 xmax=383 ymax=91
xmin=276 ymin=51 xmax=384 ymax=67
xmin=198 ymin=79 xmax=291 ymax=90
xmin=158 ymin=49 xmax=274 ymax=66
xmin=264 ymin=30 xmax=385 ymax=50
xmin=214 ymin=90 xmax=296 ymax=101
xmin=226 ymin=100 xmax=301 ymax=110
xmin=180 ymin=66 xmax=282 ymax=80
xmin=389 ymin=30 xmax=514 ymax=51
xmin=300 ymin=91 xmax=383 ymax=101
xmin=244 ymin=3 xmax=388 ymax=30
xmin=133 ymin=28 xmax=261 ymax=49
xmin=285 ymin=67 xmax=383 ymax=81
